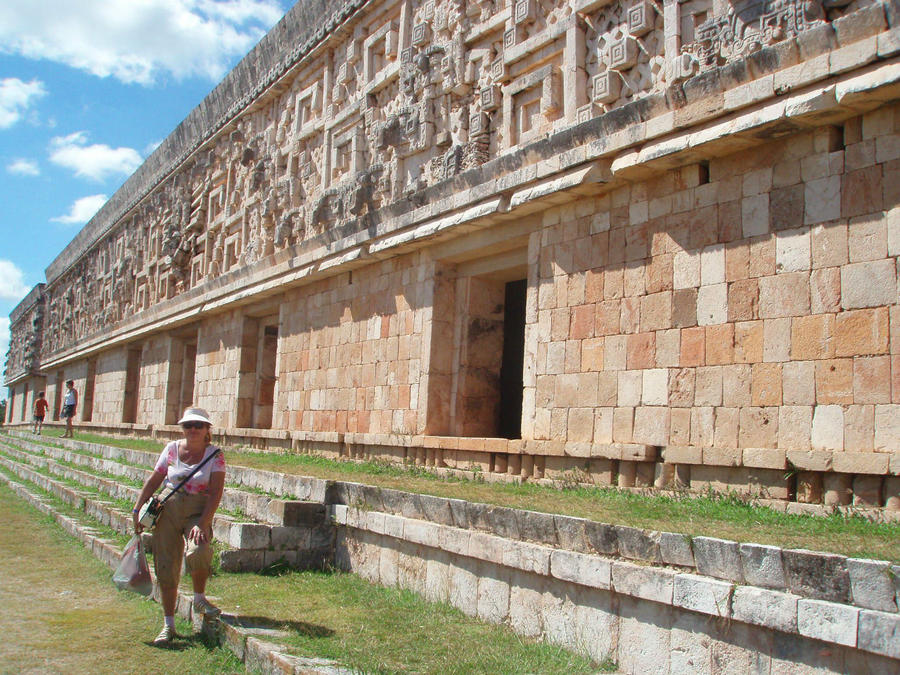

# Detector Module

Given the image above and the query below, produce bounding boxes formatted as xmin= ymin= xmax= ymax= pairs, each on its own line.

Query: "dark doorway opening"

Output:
xmin=498 ymin=279 xmax=526 ymax=439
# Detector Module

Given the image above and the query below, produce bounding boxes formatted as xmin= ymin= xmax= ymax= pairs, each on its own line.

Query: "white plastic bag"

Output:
xmin=112 ymin=535 xmax=153 ymax=595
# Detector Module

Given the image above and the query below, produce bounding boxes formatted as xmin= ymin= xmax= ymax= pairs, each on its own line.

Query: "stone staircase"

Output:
xmin=0 ymin=433 xmax=334 ymax=572
xmin=2 ymin=429 xmax=897 ymax=673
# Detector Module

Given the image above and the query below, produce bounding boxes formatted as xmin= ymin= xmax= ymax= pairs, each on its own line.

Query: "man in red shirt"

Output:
xmin=33 ymin=392 xmax=49 ymax=434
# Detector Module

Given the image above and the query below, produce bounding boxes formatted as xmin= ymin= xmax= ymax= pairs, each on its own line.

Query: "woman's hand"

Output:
xmin=189 ymin=524 xmax=211 ymax=544
xmin=133 ymin=510 xmax=144 ymax=534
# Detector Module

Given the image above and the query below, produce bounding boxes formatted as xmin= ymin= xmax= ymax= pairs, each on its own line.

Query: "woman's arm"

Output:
xmin=190 ymin=470 xmax=225 ymax=543
xmin=132 ymin=470 xmax=165 ymax=532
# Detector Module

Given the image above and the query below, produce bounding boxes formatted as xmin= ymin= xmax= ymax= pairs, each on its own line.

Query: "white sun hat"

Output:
xmin=178 ymin=407 xmax=213 ymax=426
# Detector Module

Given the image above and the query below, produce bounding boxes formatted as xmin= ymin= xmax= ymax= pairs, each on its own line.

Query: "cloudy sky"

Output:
xmin=0 ymin=0 xmax=295 ymax=384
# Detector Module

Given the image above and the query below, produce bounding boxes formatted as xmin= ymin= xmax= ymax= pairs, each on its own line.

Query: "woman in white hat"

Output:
xmin=132 ymin=407 xmax=226 ymax=646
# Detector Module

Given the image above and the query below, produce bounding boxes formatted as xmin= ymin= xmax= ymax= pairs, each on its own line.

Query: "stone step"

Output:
xmin=5 ymin=432 xmax=327 ymax=527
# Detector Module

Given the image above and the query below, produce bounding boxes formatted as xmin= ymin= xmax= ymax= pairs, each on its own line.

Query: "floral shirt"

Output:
xmin=153 ymin=441 xmax=225 ymax=494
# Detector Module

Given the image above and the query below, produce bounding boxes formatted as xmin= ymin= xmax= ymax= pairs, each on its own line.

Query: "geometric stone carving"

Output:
xmin=504 ymin=27 xmax=518 ymax=49
xmin=470 ymin=111 xmax=490 ymax=137
xmin=481 ymin=85 xmax=501 ymax=111
xmin=609 ymin=37 xmax=639 ymax=70
xmin=593 ymin=71 xmax=622 ymax=104
xmin=491 ymin=57 xmax=508 ymax=83
xmin=627 ymin=1 xmax=655 ymax=37
xmin=412 ymin=23 xmax=431 ymax=47
xmin=514 ymin=0 xmax=537 ymax=25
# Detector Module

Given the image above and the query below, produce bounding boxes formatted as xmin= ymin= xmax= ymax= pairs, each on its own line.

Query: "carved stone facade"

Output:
xmin=6 ymin=0 xmax=900 ymax=510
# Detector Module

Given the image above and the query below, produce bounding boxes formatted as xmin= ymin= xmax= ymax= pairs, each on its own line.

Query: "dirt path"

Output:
xmin=0 ymin=483 xmax=244 ymax=675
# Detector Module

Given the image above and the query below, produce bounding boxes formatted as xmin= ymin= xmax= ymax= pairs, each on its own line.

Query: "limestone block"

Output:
xmin=764 ymin=317 xmax=792 ymax=362
xmin=616 ymin=596 xmax=672 ymax=675
xmin=673 ymin=573 xmax=733 ymax=617
xmin=542 ymin=581 xmax=577 ymax=647
xmin=554 ymin=514 xmax=589 ymax=552
xmin=732 ymin=586 xmax=798 ymax=632
xmin=875 ymin=404 xmax=900 ymax=450
xmin=741 ymin=543 xmax=787 ymax=589
xmin=742 ymin=193 xmax=769 ymax=237
xmin=692 ymin=536 xmax=744 ymax=583
xmin=614 ymin=525 xmax=662 ymax=563
xmin=514 ymin=509 xmax=557 ymax=547
xmin=758 ymin=272 xmax=810 ymax=318
xmin=584 ymin=520 xmax=619 ymax=556
xmin=797 ymin=598 xmax=859 ymax=647
xmin=811 ymin=405 xmax=844 ymax=451
xmin=509 ymin=572 xmax=543 ymax=638
xmin=502 ymin=539 xmax=551 ymax=575
xmin=700 ymin=244 xmax=725 ymax=286
xmin=805 ymin=176 xmax=841 ymax=225
xmin=438 ymin=524 xmax=470 ymax=556
xmin=778 ymin=406 xmax=812 ymax=450
xmin=847 ymin=558 xmax=898 ymax=612
xmin=841 ymin=259 xmax=897 ymax=309
xmin=476 ymin=566 xmax=510 ymax=624
xmin=632 ymin=406 xmax=669 ymax=446
xmin=697 ymin=283 xmax=727 ymax=325
xmin=852 ymin=474 xmax=883 ymax=506
xmin=424 ymin=551 xmax=450 ymax=604
xmin=403 ymin=519 xmax=441 ymax=548
xmin=659 ymin=531 xmax=695 ymax=568
xmin=775 ymin=228 xmax=811 ymax=273
xmin=550 ymin=548 xmax=612 ymax=589
xmin=574 ymin=587 xmax=619 ymax=665
xmin=824 ymin=473 xmax=854 ymax=506
xmin=783 ymin=549 xmax=851 ymax=603
xmin=610 ymin=560 xmax=674 ymax=604
xmin=641 ymin=369 xmax=668 ymax=405
xmin=858 ymin=609 xmax=900 ymax=659
xmin=449 ymin=559 xmax=479 ymax=617
xmin=229 ymin=523 xmax=271 ymax=550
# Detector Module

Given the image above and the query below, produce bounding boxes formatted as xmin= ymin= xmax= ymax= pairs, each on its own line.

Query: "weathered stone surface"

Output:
xmin=659 ymin=531 xmax=695 ymax=568
xmin=515 ymin=509 xmax=558 ymax=547
xmin=584 ymin=520 xmax=619 ymax=557
xmin=692 ymin=536 xmax=744 ymax=583
xmin=673 ymin=573 xmax=733 ymax=617
xmin=732 ymin=586 xmax=798 ymax=632
xmin=797 ymin=598 xmax=859 ymax=647
xmin=740 ymin=542 xmax=787 ymax=589
xmin=783 ymin=549 xmax=851 ymax=603
xmin=614 ymin=525 xmax=663 ymax=563
xmin=846 ymin=558 xmax=898 ymax=612
xmin=611 ymin=561 xmax=674 ymax=604
xmin=858 ymin=609 xmax=900 ymax=659
xmin=550 ymin=549 xmax=612 ymax=589
xmin=554 ymin=515 xmax=589 ymax=553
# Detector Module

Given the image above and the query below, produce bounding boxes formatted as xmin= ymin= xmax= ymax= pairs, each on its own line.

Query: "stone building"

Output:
xmin=5 ymin=0 xmax=900 ymax=509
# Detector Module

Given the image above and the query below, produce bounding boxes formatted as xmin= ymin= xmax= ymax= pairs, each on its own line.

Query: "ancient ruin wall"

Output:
xmin=35 ymin=0 xmax=885 ymax=360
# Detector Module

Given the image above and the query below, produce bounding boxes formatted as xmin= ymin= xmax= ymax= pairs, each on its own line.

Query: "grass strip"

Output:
xmin=0 ymin=481 xmax=248 ymax=675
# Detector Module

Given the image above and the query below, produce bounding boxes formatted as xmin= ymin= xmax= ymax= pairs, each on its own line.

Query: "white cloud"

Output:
xmin=0 ymin=77 xmax=46 ymax=128
xmin=49 ymin=132 xmax=141 ymax=181
xmin=6 ymin=158 xmax=40 ymax=176
xmin=0 ymin=260 xmax=30 ymax=301
xmin=52 ymin=194 xmax=108 ymax=225
xmin=0 ymin=0 xmax=287 ymax=86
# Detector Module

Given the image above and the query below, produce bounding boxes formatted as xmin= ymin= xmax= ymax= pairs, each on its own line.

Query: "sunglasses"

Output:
xmin=181 ymin=422 xmax=207 ymax=430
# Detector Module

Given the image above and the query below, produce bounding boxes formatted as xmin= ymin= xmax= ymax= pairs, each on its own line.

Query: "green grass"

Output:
xmin=214 ymin=569 xmax=607 ymax=674
xmin=0 ymin=480 xmax=248 ymax=675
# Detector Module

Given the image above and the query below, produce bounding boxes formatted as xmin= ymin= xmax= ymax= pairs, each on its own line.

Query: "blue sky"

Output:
xmin=0 ymin=0 xmax=295 ymax=380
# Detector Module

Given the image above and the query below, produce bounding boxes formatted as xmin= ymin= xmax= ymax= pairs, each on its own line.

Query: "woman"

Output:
xmin=61 ymin=380 xmax=77 ymax=438
xmin=133 ymin=407 xmax=226 ymax=646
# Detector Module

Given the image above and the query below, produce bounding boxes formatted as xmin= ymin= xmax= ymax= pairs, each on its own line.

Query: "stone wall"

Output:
xmin=92 ymin=348 xmax=130 ymax=424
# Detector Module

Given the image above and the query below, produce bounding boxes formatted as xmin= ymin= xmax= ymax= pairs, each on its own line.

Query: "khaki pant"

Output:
xmin=152 ymin=492 xmax=213 ymax=588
